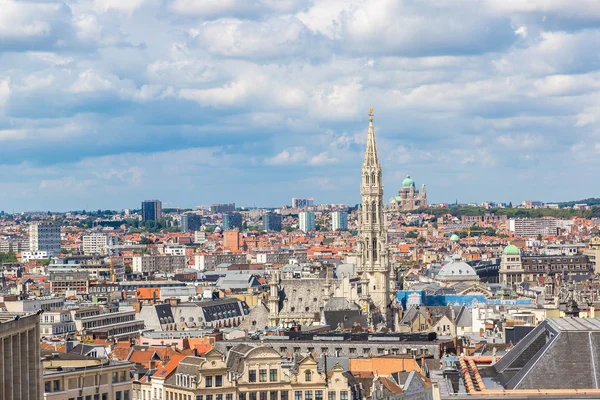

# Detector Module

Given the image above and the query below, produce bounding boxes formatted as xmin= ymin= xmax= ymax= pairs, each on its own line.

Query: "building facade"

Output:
xmin=210 ymin=203 xmax=236 ymax=213
xmin=181 ymin=214 xmax=202 ymax=232
xmin=263 ymin=213 xmax=282 ymax=232
xmin=292 ymin=198 xmax=314 ymax=208
xmin=43 ymin=353 xmax=132 ymax=400
xmin=500 ymin=244 xmax=594 ymax=286
xmin=0 ymin=313 xmax=42 ymax=400
xmin=29 ymin=223 xmax=61 ymax=256
xmin=299 ymin=212 xmax=316 ymax=233
xmin=331 ymin=212 xmax=348 ymax=231
xmin=142 ymin=200 xmax=163 ymax=222
xmin=223 ymin=213 xmax=243 ymax=230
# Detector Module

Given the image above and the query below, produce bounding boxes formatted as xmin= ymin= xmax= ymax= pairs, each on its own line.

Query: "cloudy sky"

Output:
xmin=1 ymin=0 xmax=600 ymax=211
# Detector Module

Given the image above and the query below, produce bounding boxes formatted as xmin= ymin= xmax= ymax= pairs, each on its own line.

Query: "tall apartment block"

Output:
xmin=0 ymin=313 xmax=42 ymax=400
xmin=263 ymin=213 xmax=282 ymax=231
xmin=181 ymin=214 xmax=202 ymax=232
xmin=331 ymin=211 xmax=348 ymax=231
xmin=223 ymin=213 xmax=243 ymax=230
xmin=292 ymin=198 xmax=314 ymax=208
xmin=299 ymin=211 xmax=316 ymax=233
xmin=209 ymin=203 xmax=236 ymax=213
xmin=29 ymin=223 xmax=61 ymax=256
xmin=141 ymin=200 xmax=162 ymax=222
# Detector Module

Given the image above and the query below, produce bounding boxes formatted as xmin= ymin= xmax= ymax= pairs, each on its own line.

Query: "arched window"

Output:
xmin=305 ymin=370 xmax=312 ymax=382
xmin=373 ymin=237 xmax=378 ymax=261
xmin=371 ymin=202 xmax=377 ymax=225
xmin=365 ymin=174 xmax=370 ymax=185
xmin=364 ymin=203 xmax=370 ymax=223
xmin=371 ymin=173 xmax=376 ymax=186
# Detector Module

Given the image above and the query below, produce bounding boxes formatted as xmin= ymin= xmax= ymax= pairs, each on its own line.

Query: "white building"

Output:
xmin=82 ymin=234 xmax=116 ymax=255
xmin=164 ymin=245 xmax=186 ymax=256
xmin=29 ymin=223 xmax=61 ymax=256
xmin=194 ymin=253 xmax=247 ymax=271
xmin=132 ymin=255 xmax=186 ymax=274
xmin=331 ymin=211 xmax=348 ymax=231
xmin=508 ymin=218 xmax=573 ymax=237
xmin=20 ymin=250 xmax=50 ymax=262
xmin=299 ymin=211 xmax=316 ymax=233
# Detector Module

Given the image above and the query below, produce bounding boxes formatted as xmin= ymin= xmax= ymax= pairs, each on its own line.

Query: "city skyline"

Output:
xmin=2 ymin=1 xmax=600 ymax=211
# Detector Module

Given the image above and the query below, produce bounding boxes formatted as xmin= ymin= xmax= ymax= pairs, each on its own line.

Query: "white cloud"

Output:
xmin=69 ymin=70 xmax=115 ymax=93
xmin=264 ymin=147 xmax=308 ymax=166
xmin=310 ymin=152 xmax=338 ymax=166
xmin=0 ymin=79 xmax=10 ymax=108
xmin=93 ymin=0 xmax=149 ymax=14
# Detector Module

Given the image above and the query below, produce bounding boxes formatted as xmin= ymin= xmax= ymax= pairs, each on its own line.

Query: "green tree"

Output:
xmin=0 ymin=252 xmax=18 ymax=264
xmin=405 ymin=231 xmax=418 ymax=239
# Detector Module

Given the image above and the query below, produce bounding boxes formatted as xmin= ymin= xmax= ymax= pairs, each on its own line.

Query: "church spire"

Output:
xmin=364 ymin=107 xmax=379 ymax=167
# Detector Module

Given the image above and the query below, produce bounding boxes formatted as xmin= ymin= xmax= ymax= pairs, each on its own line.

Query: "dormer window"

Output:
xmin=305 ymin=370 xmax=312 ymax=382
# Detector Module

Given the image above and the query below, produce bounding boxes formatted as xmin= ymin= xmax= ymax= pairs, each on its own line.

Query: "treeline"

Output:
xmin=407 ymin=205 xmax=600 ymax=219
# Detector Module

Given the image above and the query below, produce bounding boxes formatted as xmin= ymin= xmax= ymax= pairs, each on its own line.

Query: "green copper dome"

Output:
xmin=503 ymin=244 xmax=520 ymax=255
xmin=450 ymin=234 xmax=460 ymax=242
xmin=402 ymin=175 xmax=415 ymax=187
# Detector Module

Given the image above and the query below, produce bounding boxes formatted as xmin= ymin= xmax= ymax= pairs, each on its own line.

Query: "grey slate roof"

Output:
xmin=494 ymin=318 xmax=600 ymax=390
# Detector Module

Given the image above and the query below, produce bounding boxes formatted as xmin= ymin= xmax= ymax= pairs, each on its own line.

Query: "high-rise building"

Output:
xmin=181 ymin=214 xmax=202 ymax=232
xmin=210 ymin=203 xmax=236 ymax=213
xmin=223 ymin=213 xmax=243 ymax=230
xmin=29 ymin=223 xmax=61 ymax=256
xmin=331 ymin=211 xmax=348 ymax=231
xmin=82 ymin=234 xmax=111 ymax=255
xmin=0 ymin=312 xmax=42 ymax=400
xmin=292 ymin=198 xmax=314 ymax=208
xmin=263 ymin=213 xmax=282 ymax=231
xmin=355 ymin=108 xmax=394 ymax=327
xmin=299 ymin=211 xmax=315 ymax=233
xmin=141 ymin=200 xmax=162 ymax=222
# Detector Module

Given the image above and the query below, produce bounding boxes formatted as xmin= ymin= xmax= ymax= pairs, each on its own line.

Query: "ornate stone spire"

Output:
xmin=363 ymin=108 xmax=379 ymax=167
xmin=356 ymin=107 xmax=394 ymax=328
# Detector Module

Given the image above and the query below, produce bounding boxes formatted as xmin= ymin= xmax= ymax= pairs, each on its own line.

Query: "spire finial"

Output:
xmin=369 ymin=107 xmax=374 ymax=122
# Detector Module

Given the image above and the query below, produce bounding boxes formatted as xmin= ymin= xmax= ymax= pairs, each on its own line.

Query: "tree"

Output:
xmin=537 ymin=234 xmax=543 ymax=241
xmin=0 ymin=252 xmax=18 ymax=264
xmin=405 ymin=231 xmax=418 ymax=239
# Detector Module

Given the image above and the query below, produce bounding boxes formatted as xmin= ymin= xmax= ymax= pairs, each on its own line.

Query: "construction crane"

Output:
xmin=459 ymin=226 xmax=488 ymax=245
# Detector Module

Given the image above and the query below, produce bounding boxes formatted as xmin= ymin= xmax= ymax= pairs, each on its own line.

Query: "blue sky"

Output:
xmin=1 ymin=0 xmax=600 ymax=211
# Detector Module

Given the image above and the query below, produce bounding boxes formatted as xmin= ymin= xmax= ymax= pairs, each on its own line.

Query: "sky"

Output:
xmin=1 ymin=0 xmax=600 ymax=212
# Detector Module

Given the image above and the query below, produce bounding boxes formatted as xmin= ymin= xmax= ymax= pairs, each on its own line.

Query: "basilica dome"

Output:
xmin=402 ymin=175 xmax=415 ymax=187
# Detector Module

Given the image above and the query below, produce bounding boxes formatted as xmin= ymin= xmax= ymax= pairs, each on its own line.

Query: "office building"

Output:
xmin=223 ymin=212 xmax=243 ymax=230
xmin=194 ymin=253 xmax=248 ymax=271
xmin=263 ymin=213 xmax=282 ymax=231
xmin=508 ymin=218 xmax=573 ymax=237
xmin=299 ymin=211 xmax=315 ymax=233
xmin=181 ymin=213 xmax=202 ymax=232
xmin=43 ymin=352 xmax=133 ymax=400
xmin=29 ymin=223 xmax=61 ymax=256
xmin=292 ymin=197 xmax=314 ymax=208
xmin=141 ymin=200 xmax=162 ymax=222
xmin=210 ymin=203 xmax=236 ymax=213
xmin=82 ymin=234 xmax=113 ymax=255
xmin=499 ymin=244 xmax=594 ymax=286
xmin=331 ymin=211 xmax=348 ymax=231
xmin=0 ymin=312 xmax=42 ymax=400
xmin=132 ymin=255 xmax=186 ymax=275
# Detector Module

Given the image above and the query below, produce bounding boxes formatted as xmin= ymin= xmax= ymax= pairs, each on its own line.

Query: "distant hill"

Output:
xmin=555 ymin=198 xmax=600 ymax=207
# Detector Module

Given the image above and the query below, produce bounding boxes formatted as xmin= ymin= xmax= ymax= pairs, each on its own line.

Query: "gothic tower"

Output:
xmin=356 ymin=108 xmax=395 ymax=327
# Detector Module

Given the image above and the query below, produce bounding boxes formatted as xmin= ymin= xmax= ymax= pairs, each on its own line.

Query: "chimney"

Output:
xmin=132 ymin=301 xmax=142 ymax=313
